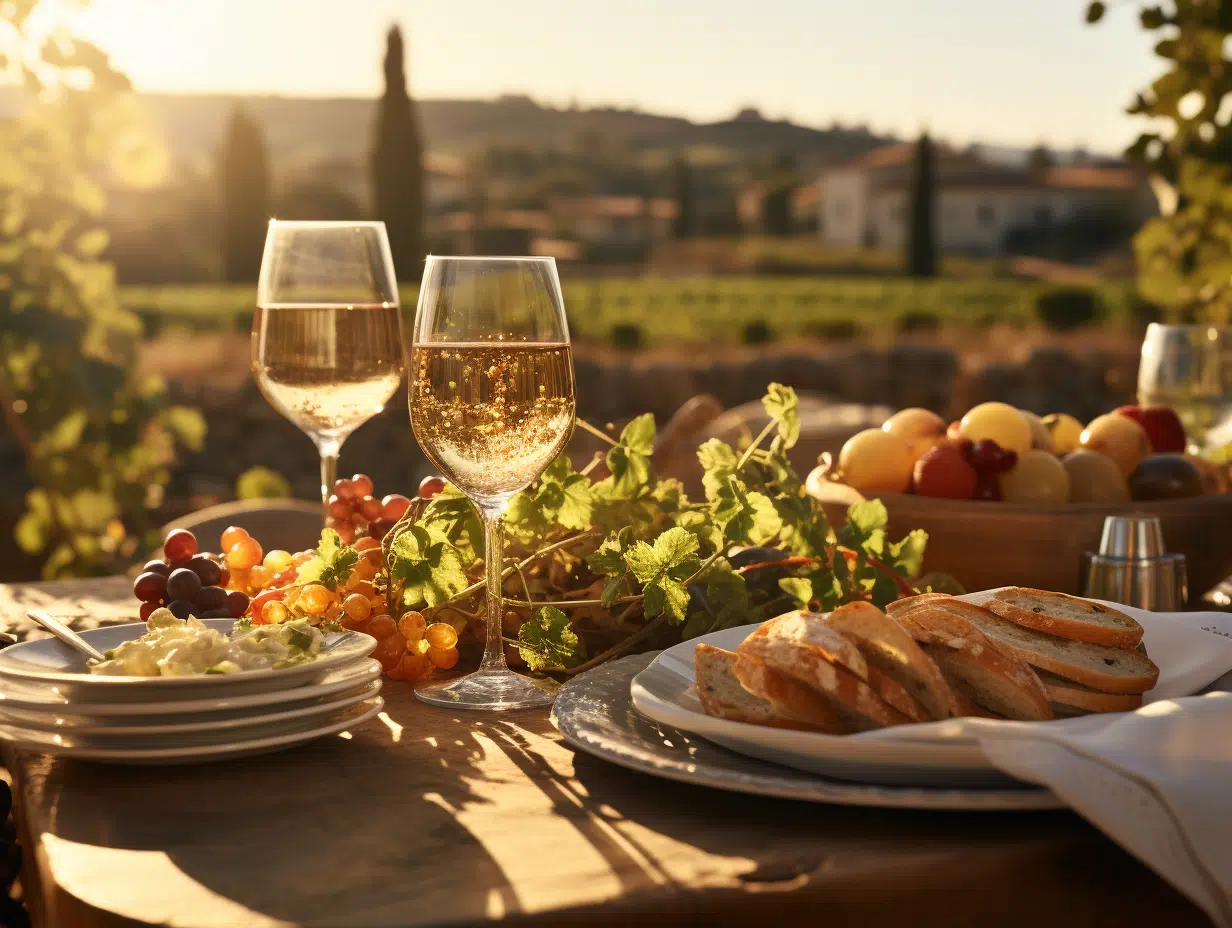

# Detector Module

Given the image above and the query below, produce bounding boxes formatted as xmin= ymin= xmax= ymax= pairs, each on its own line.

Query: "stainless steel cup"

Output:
xmin=1080 ymin=516 xmax=1187 ymax=611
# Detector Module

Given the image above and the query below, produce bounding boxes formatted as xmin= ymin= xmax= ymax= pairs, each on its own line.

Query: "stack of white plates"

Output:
xmin=0 ymin=619 xmax=382 ymax=764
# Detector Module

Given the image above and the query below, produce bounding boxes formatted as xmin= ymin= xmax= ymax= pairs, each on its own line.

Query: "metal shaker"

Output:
xmin=1080 ymin=516 xmax=1187 ymax=611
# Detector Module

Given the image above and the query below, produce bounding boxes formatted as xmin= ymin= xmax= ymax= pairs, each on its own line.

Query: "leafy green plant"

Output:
xmin=0 ymin=2 xmax=205 ymax=577
xmin=1034 ymin=286 xmax=1102 ymax=331
xmin=380 ymin=383 xmax=949 ymax=675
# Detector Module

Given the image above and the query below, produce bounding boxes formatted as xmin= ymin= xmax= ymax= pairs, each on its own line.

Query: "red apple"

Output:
xmin=1115 ymin=405 xmax=1186 ymax=454
xmin=912 ymin=443 xmax=979 ymax=499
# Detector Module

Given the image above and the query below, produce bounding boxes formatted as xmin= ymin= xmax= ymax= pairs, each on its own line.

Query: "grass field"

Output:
xmin=121 ymin=276 xmax=1146 ymax=346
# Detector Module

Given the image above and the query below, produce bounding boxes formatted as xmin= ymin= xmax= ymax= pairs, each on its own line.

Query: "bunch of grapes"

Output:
xmin=959 ymin=439 xmax=1018 ymax=500
xmin=324 ymin=473 xmax=419 ymax=544
xmin=216 ymin=525 xmax=315 ymax=599
xmin=132 ymin=529 xmax=249 ymax=621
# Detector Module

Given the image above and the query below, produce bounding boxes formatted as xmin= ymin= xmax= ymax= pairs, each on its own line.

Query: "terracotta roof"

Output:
xmin=1044 ymin=165 xmax=1139 ymax=190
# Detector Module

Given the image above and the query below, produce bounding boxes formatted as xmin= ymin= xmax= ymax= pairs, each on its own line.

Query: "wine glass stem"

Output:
xmin=317 ymin=440 xmax=340 ymax=520
xmin=480 ymin=507 xmax=509 ymax=673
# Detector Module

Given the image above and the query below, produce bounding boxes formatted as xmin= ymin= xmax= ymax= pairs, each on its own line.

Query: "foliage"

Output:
xmin=217 ymin=104 xmax=269 ymax=283
xmin=1087 ymin=0 xmax=1232 ymax=324
xmin=0 ymin=2 xmax=205 ymax=578
xmin=382 ymin=383 xmax=942 ymax=675
xmin=371 ymin=25 xmax=423 ymax=277
xmin=671 ymin=153 xmax=696 ymax=240
xmin=1034 ymin=286 xmax=1103 ymax=332
xmin=236 ymin=466 xmax=293 ymax=500
xmin=906 ymin=131 xmax=937 ymax=279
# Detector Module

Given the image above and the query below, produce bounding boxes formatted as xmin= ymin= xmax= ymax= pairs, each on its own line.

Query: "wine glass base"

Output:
xmin=414 ymin=667 xmax=557 ymax=711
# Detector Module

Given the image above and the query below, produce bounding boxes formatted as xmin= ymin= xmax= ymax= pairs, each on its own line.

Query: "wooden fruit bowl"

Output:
xmin=812 ymin=488 xmax=1232 ymax=597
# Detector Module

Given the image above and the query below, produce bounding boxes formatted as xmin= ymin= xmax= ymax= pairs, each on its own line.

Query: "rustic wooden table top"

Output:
xmin=0 ymin=578 xmax=1214 ymax=928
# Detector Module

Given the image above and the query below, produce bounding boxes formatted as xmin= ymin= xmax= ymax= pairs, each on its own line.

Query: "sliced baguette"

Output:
xmin=823 ymin=601 xmax=959 ymax=721
xmin=693 ymin=644 xmax=845 ymax=732
xmin=737 ymin=627 xmax=911 ymax=731
xmin=951 ymin=689 xmax=1006 ymax=720
xmin=986 ymin=587 xmax=1143 ymax=649
xmin=917 ymin=598 xmax=1159 ymax=695
xmin=885 ymin=592 xmax=952 ymax=619
xmin=1036 ymin=669 xmax=1145 ymax=714
xmin=893 ymin=605 xmax=1053 ymax=721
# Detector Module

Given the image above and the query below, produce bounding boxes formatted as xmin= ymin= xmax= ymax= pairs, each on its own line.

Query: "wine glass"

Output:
xmin=254 ymin=221 xmax=406 ymax=516
xmin=409 ymin=256 xmax=576 ymax=710
xmin=1137 ymin=322 xmax=1232 ymax=453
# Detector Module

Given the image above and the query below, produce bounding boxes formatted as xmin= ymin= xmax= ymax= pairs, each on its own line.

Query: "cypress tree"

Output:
xmin=905 ymin=131 xmax=937 ymax=278
xmin=217 ymin=104 xmax=270 ymax=283
xmin=671 ymin=153 xmax=695 ymax=239
xmin=370 ymin=25 xmax=424 ymax=278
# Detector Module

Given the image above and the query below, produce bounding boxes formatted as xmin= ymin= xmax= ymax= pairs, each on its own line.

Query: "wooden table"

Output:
xmin=0 ymin=579 xmax=1214 ymax=928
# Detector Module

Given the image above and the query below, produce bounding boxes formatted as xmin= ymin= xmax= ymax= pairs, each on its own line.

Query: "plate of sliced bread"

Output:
xmin=631 ymin=587 xmax=1232 ymax=789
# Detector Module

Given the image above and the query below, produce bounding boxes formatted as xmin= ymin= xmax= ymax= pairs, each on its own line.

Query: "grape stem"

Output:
xmin=562 ymin=605 xmax=661 ymax=677
xmin=579 ymin=451 xmax=604 ymax=477
xmin=735 ymin=418 xmax=779 ymax=471
xmin=575 ymin=418 xmax=619 ymax=447
xmin=734 ymin=548 xmax=915 ymax=599
xmin=442 ymin=531 xmax=603 ymax=608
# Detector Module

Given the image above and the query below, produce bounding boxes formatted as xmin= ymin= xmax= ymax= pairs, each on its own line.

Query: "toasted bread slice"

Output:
xmin=951 ymin=689 xmax=1006 ymax=720
xmin=728 ymin=653 xmax=850 ymax=734
xmin=693 ymin=644 xmax=845 ymax=732
xmin=986 ymin=588 xmax=1143 ymax=649
xmin=1036 ymin=669 xmax=1145 ymax=714
xmin=737 ymin=627 xmax=911 ymax=731
xmin=885 ymin=592 xmax=952 ymax=619
xmin=750 ymin=611 xmax=927 ymax=723
xmin=916 ymin=598 xmax=1159 ymax=695
xmin=824 ymin=601 xmax=959 ymax=721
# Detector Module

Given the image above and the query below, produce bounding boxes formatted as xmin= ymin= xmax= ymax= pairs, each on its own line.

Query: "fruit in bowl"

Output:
xmin=958 ymin=402 xmax=1032 ymax=455
xmin=1081 ymin=414 xmax=1150 ymax=478
xmin=883 ymin=407 xmax=948 ymax=464
xmin=1115 ymin=405 xmax=1187 ymax=454
xmin=837 ymin=428 xmax=914 ymax=494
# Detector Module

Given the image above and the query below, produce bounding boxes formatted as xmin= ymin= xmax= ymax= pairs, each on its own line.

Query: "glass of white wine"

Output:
xmin=254 ymin=221 xmax=406 ymax=515
xmin=410 ymin=256 xmax=576 ymax=710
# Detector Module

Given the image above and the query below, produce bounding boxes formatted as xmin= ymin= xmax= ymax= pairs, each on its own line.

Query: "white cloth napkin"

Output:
xmin=955 ymin=591 xmax=1232 ymax=927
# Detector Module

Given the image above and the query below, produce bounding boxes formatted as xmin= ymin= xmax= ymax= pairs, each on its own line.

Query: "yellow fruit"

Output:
xmin=999 ymin=449 xmax=1071 ymax=503
xmin=1042 ymin=413 xmax=1084 ymax=455
xmin=262 ymin=549 xmax=294 ymax=575
xmin=1080 ymin=414 xmax=1149 ymax=478
xmin=1020 ymin=411 xmax=1054 ymax=453
xmin=837 ymin=429 xmax=914 ymax=495
xmin=1062 ymin=450 xmax=1130 ymax=503
xmin=959 ymin=402 xmax=1032 ymax=455
xmin=883 ymin=407 xmax=947 ymax=463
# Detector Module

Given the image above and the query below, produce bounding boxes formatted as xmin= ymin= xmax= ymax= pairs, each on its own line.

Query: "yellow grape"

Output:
xmin=398 ymin=612 xmax=427 ymax=641
xmin=959 ymin=402 xmax=1031 ymax=455
xmin=399 ymin=651 xmax=433 ymax=681
xmin=292 ymin=551 xmax=314 ymax=566
xmin=261 ymin=601 xmax=288 ymax=624
xmin=368 ymin=614 xmax=397 ymax=638
xmin=342 ymin=594 xmax=371 ymax=621
xmin=228 ymin=567 xmax=250 ymax=592
xmin=226 ymin=537 xmax=263 ymax=570
xmin=299 ymin=584 xmax=331 ymax=616
xmin=263 ymin=549 xmax=293 ymax=574
xmin=425 ymin=622 xmax=459 ymax=650
xmin=427 ymin=646 xmax=459 ymax=670
xmin=247 ymin=566 xmax=271 ymax=592
xmin=323 ymin=602 xmax=342 ymax=621
xmin=407 ymin=636 xmax=430 ymax=656
xmin=220 ymin=525 xmax=249 ymax=550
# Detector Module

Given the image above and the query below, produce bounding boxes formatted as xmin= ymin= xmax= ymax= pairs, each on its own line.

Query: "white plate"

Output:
xmin=0 ymin=696 xmax=385 ymax=764
xmin=3 ymin=679 xmax=382 ymax=739
xmin=0 ymin=657 xmax=383 ymax=718
xmin=632 ymin=624 xmax=1016 ymax=788
xmin=0 ymin=620 xmax=377 ymax=700
xmin=555 ymin=652 xmax=1059 ymax=811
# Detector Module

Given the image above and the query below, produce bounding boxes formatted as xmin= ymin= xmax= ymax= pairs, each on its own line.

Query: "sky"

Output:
xmin=70 ymin=0 xmax=1160 ymax=152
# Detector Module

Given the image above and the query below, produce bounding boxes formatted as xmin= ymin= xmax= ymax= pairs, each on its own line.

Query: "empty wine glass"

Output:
xmin=254 ymin=221 xmax=406 ymax=516
xmin=409 ymin=256 xmax=576 ymax=710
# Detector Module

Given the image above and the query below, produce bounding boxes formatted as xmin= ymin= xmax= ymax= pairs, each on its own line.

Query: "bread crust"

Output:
xmin=986 ymin=587 xmax=1143 ymax=649
xmin=1036 ymin=669 xmax=1145 ymax=713
xmin=730 ymin=652 xmax=850 ymax=734
xmin=694 ymin=644 xmax=846 ymax=732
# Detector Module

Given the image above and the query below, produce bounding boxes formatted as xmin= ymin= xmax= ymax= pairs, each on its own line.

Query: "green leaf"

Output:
xmin=390 ymin=525 xmax=469 ymax=608
xmin=586 ymin=528 xmax=633 ymax=576
xmin=517 ymin=606 xmax=579 ymax=672
xmin=537 ymin=455 xmax=594 ymax=529
xmin=761 ymin=382 xmax=800 ymax=448
xmin=309 ymin=528 xmax=360 ymax=591
xmin=235 ymin=466 xmax=292 ymax=500
xmin=887 ymin=528 xmax=928 ymax=579
xmin=714 ymin=476 xmax=782 ymax=546
xmin=619 ymin=413 xmax=656 ymax=456
xmin=779 ymin=577 xmax=813 ymax=609
xmin=626 ymin=526 xmax=701 ymax=624
xmin=836 ymin=499 xmax=887 ymax=557
xmin=595 ymin=414 xmax=656 ymax=500
xmin=425 ymin=486 xmax=482 ymax=560
xmin=162 ymin=406 xmax=206 ymax=452
xmin=697 ymin=438 xmax=739 ymax=501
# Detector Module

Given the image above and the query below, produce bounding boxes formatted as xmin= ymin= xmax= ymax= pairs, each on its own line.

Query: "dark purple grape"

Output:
xmin=195 ymin=585 xmax=229 ymax=612
xmin=225 ymin=590 xmax=250 ymax=618
xmin=166 ymin=599 xmax=194 ymax=619
xmin=166 ymin=567 xmax=202 ymax=602
xmin=188 ymin=555 xmax=222 ymax=587
xmin=162 ymin=528 xmax=198 ymax=562
xmin=198 ymin=608 xmax=232 ymax=619
xmin=132 ymin=571 xmax=168 ymax=604
xmin=218 ymin=565 xmax=231 ymax=588
xmin=142 ymin=560 xmax=170 ymax=577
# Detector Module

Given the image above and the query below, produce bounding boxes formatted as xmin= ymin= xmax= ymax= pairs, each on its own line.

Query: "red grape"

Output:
xmin=139 ymin=601 xmax=158 ymax=621
xmin=912 ymin=445 xmax=978 ymax=500
xmin=368 ymin=518 xmax=395 ymax=541
xmin=418 ymin=476 xmax=446 ymax=499
xmin=225 ymin=590 xmax=250 ymax=618
xmin=166 ymin=599 xmax=194 ymax=619
xmin=218 ymin=565 xmax=231 ymax=588
xmin=133 ymin=571 xmax=168 ymax=603
xmin=967 ymin=439 xmax=1018 ymax=474
xmin=334 ymin=477 xmax=357 ymax=500
xmin=196 ymin=585 xmax=229 ymax=612
xmin=381 ymin=494 xmax=412 ymax=520
xmin=188 ymin=555 xmax=222 ymax=587
xmin=162 ymin=528 xmax=198 ymax=562
xmin=142 ymin=559 xmax=170 ymax=577
xmin=357 ymin=496 xmax=382 ymax=521
xmin=166 ymin=567 xmax=202 ymax=601
xmin=326 ymin=518 xmax=356 ymax=544
xmin=327 ymin=495 xmax=350 ymax=520
xmin=351 ymin=474 xmax=374 ymax=498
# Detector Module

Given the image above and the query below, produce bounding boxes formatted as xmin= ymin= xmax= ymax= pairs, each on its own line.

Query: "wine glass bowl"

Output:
xmin=254 ymin=221 xmax=406 ymax=512
xmin=410 ymin=256 xmax=576 ymax=710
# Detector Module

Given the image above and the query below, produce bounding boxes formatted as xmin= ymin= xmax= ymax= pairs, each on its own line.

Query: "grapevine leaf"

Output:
xmin=425 ymin=485 xmax=483 ymax=559
xmin=537 ymin=455 xmax=595 ymax=529
xmin=298 ymin=528 xmax=359 ymax=590
xmin=762 ymin=382 xmax=800 ymax=448
xmin=517 ymin=606 xmax=579 ymax=672
xmin=887 ymin=528 xmax=928 ymax=579
xmin=714 ymin=476 xmax=782 ymax=546
xmin=779 ymin=577 xmax=814 ymax=609
xmin=620 ymin=413 xmax=656 ymax=456
xmin=672 ymin=508 xmax=724 ymax=553
xmin=773 ymin=492 xmax=830 ymax=557
xmin=652 ymin=477 xmax=686 ymax=513
xmin=594 ymin=413 xmax=656 ymax=501
xmin=390 ymin=525 xmax=469 ymax=609
xmin=683 ymin=560 xmax=753 ymax=638
xmin=625 ymin=526 xmax=701 ymax=624
xmin=697 ymin=438 xmax=739 ymax=501
xmin=835 ymin=499 xmax=887 ymax=558
xmin=586 ymin=528 xmax=633 ymax=576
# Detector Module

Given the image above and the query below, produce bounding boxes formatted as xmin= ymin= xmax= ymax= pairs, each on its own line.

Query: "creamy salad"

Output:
xmin=88 ymin=609 xmax=325 ymax=677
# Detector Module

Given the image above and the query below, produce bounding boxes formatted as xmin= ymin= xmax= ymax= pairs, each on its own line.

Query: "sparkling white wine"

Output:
xmin=410 ymin=343 xmax=576 ymax=503
xmin=253 ymin=303 xmax=405 ymax=443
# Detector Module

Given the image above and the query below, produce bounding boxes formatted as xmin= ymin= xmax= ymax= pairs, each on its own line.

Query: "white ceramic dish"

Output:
xmin=0 ymin=696 xmax=385 ymax=764
xmin=3 ymin=679 xmax=382 ymax=739
xmin=0 ymin=657 xmax=382 ymax=718
xmin=0 ymin=620 xmax=377 ymax=700
xmin=555 ymin=652 xmax=1060 ymax=811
